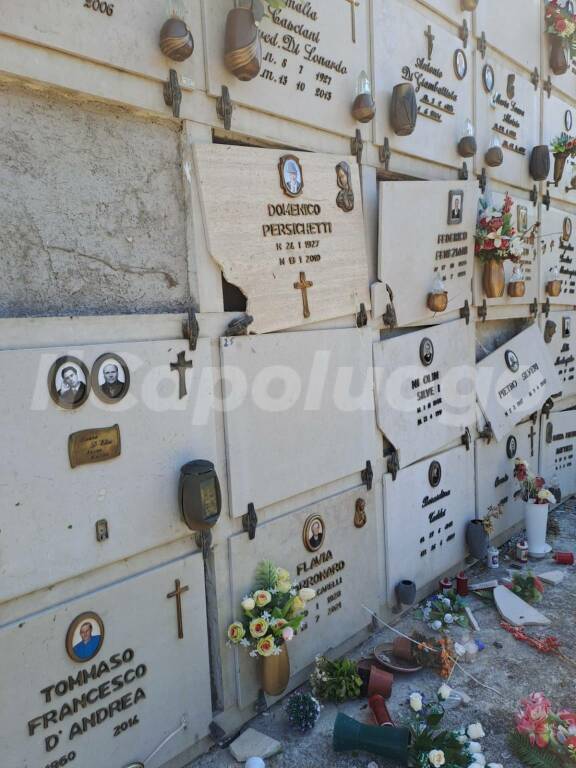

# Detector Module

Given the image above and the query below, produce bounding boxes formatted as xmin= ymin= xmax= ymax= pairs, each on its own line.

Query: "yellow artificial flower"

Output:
xmin=249 ymin=618 xmax=269 ymax=638
xmin=276 ymin=568 xmax=290 ymax=583
xmin=299 ymin=588 xmax=316 ymax=602
xmin=227 ymin=622 xmax=245 ymax=643
xmin=276 ymin=580 xmax=292 ymax=594
xmin=290 ymin=596 xmax=305 ymax=615
xmin=256 ymin=636 xmax=276 ymax=657
xmin=254 ymin=590 xmax=272 ymax=607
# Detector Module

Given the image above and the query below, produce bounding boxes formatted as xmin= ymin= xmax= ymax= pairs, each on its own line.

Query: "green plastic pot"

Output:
xmin=333 ymin=713 xmax=410 ymax=765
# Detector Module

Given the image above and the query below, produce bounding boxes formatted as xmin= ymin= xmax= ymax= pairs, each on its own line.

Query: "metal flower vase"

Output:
xmin=261 ymin=645 xmax=290 ymax=696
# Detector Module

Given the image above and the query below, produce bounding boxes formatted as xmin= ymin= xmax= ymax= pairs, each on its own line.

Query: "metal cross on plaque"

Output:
xmin=528 ymin=424 xmax=536 ymax=457
xmin=170 ymin=351 xmax=193 ymax=400
xmin=425 ymin=25 xmax=435 ymax=59
xmin=167 ymin=578 xmax=190 ymax=640
xmin=344 ymin=0 xmax=360 ymax=43
xmin=293 ymin=271 xmax=314 ymax=319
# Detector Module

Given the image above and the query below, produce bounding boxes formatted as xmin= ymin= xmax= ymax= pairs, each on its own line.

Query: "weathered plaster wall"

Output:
xmin=0 ymin=82 xmax=193 ymax=318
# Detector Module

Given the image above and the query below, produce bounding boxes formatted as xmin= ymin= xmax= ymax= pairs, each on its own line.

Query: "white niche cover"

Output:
xmin=194 ymin=145 xmax=370 ymax=334
xmin=540 ymin=410 xmax=576 ymax=500
xmin=220 ymin=328 xmax=374 ymax=518
xmin=229 ymin=486 xmax=377 ymax=708
xmin=374 ymin=319 xmax=476 ymax=470
xmin=378 ymin=180 xmax=477 ymax=327
xmin=475 ymin=421 xmax=539 ymax=542
xmin=383 ymin=444 xmax=474 ymax=605
xmin=0 ymin=554 xmax=211 ymax=768
xmin=476 ymin=325 xmax=562 ymax=442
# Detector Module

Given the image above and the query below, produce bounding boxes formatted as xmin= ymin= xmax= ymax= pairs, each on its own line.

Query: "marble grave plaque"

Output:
xmin=476 ymin=0 xmax=540 ymax=74
xmin=475 ymin=421 xmax=539 ymax=542
xmin=374 ymin=0 xmax=474 ymax=169
xmin=540 ymin=410 xmax=576 ymax=499
xmin=220 ymin=328 xmax=374 ymax=518
xmin=475 ymin=57 xmax=539 ymax=190
xmin=373 ymin=320 xmax=476 ymax=469
xmin=0 ymin=338 xmax=218 ymax=603
xmin=194 ymin=145 xmax=370 ymax=334
xmin=0 ymin=553 xmax=212 ymax=768
xmin=539 ymin=205 xmax=576 ymax=305
xmin=383 ymin=444 xmax=474 ymax=604
xmin=476 ymin=325 xmax=562 ymax=442
xmin=0 ymin=0 xmax=204 ymax=94
xmin=229 ymin=486 xmax=378 ymax=707
xmin=473 ymin=190 xmax=539 ymax=308
xmin=203 ymin=0 xmax=370 ymax=136
xmin=540 ymin=310 xmax=576 ymax=407
xmin=378 ymin=180 xmax=477 ymax=327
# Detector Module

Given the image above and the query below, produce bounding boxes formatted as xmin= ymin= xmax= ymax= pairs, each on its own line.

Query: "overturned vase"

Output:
xmin=333 ymin=713 xmax=410 ymax=764
xmin=224 ymin=5 xmax=262 ymax=81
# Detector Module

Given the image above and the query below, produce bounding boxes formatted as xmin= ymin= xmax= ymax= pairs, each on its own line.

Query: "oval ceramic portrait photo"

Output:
xmin=48 ymin=356 xmax=90 ymax=410
xmin=303 ymin=514 xmax=325 ymax=553
xmin=91 ymin=353 xmax=130 ymax=404
xmin=66 ymin=612 xmax=105 ymax=663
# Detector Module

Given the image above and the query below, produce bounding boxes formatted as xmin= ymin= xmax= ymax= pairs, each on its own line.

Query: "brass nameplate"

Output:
xmin=68 ymin=425 xmax=121 ymax=469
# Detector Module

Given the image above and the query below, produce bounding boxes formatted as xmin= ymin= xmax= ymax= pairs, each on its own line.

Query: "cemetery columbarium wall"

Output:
xmin=0 ymin=1 xmax=575 ymax=767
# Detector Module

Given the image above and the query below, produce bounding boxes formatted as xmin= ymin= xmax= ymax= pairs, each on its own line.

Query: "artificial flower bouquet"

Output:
xmin=551 ymin=133 xmax=576 ymax=157
xmin=513 ymin=460 xmax=556 ymax=505
xmin=545 ymin=1 xmax=576 ymax=54
xmin=226 ymin=560 xmax=315 ymax=657
xmin=410 ymin=632 xmax=457 ymax=680
xmin=510 ymin=572 xmax=545 ymax=604
xmin=419 ymin=592 xmax=469 ymax=633
xmin=310 ymin=656 xmax=363 ymax=703
xmin=511 ymin=692 xmax=576 ymax=767
xmin=403 ymin=691 xmax=492 ymax=768
xmin=475 ymin=195 xmax=525 ymax=263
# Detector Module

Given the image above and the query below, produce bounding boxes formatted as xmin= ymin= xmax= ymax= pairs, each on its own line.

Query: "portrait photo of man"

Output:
xmin=58 ymin=365 xmax=87 ymax=406
xmin=92 ymin=354 xmax=130 ymax=404
xmin=279 ymin=155 xmax=304 ymax=198
xmin=100 ymin=363 xmax=125 ymax=399
xmin=448 ymin=190 xmax=464 ymax=225
xmin=66 ymin=612 xmax=105 ymax=663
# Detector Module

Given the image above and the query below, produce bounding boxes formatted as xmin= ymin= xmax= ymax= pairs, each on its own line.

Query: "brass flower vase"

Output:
xmin=529 ymin=145 xmax=551 ymax=181
xmin=554 ymin=153 xmax=569 ymax=186
xmin=547 ymin=279 xmax=563 ymax=297
xmin=261 ymin=647 xmax=290 ymax=696
xmin=427 ymin=291 xmax=448 ymax=312
xmin=460 ymin=0 xmax=479 ymax=9
xmin=507 ymin=280 xmax=526 ymax=298
xmin=482 ymin=259 xmax=505 ymax=298
xmin=550 ymin=36 xmax=570 ymax=76
xmin=390 ymin=83 xmax=417 ymax=136
xmin=224 ymin=6 xmax=262 ymax=82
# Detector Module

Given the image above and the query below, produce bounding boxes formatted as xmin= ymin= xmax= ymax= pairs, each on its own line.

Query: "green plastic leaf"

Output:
xmin=253 ymin=560 xmax=278 ymax=591
xmin=509 ymin=732 xmax=567 ymax=768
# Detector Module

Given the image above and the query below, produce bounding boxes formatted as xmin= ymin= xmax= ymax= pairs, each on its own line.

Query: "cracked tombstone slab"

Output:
xmin=229 ymin=729 xmax=282 ymax=762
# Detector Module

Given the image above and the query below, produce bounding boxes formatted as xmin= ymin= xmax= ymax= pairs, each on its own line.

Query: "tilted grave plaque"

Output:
xmin=194 ymin=145 xmax=370 ymax=334
xmin=540 ymin=310 xmax=576 ymax=408
xmin=475 ymin=421 xmax=539 ymax=541
xmin=0 ymin=553 xmax=212 ymax=768
xmin=383 ymin=444 xmax=474 ymax=604
xmin=229 ymin=486 xmax=378 ymax=708
xmin=220 ymin=328 xmax=374 ymax=519
xmin=203 ymin=0 xmax=370 ymax=136
xmin=475 ymin=57 xmax=539 ymax=190
xmin=540 ymin=410 xmax=576 ymax=499
xmin=378 ymin=180 xmax=477 ymax=327
xmin=476 ymin=325 xmax=562 ymax=442
xmin=539 ymin=205 xmax=576 ymax=306
xmin=374 ymin=0 xmax=474 ymax=169
xmin=0 ymin=337 xmax=218 ymax=602
xmin=473 ymin=190 xmax=539 ymax=310
xmin=374 ymin=320 xmax=476 ymax=470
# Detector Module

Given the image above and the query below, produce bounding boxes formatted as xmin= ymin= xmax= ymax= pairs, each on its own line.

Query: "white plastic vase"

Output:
xmin=524 ymin=501 xmax=551 ymax=558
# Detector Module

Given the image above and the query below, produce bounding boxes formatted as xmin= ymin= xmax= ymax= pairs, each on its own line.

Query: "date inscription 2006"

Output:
xmin=83 ymin=0 xmax=114 ymax=17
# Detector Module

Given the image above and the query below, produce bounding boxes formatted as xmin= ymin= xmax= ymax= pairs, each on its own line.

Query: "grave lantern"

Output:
xmin=160 ymin=1 xmax=194 ymax=62
xmin=427 ymin=275 xmax=448 ymax=313
xmin=485 ymin=136 xmax=503 ymax=167
xmin=224 ymin=0 xmax=262 ymax=81
xmin=507 ymin=264 xmax=526 ymax=298
xmin=546 ymin=265 xmax=562 ymax=297
xmin=458 ymin=119 xmax=477 ymax=158
xmin=352 ymin=71 xmax=376 ymax=123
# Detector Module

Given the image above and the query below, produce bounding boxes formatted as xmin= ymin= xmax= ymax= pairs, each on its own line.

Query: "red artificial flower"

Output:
xmin=533 ymin=577 xmax=545 ymax=593
xmin=556 ymin=17 xmax=567 ymax=31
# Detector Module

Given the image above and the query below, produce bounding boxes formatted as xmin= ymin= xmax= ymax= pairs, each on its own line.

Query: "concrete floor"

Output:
xmin=191 ymin=499 xmax=576 ymax=768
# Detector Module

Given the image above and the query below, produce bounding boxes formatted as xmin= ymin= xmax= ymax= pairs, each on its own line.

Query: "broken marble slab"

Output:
xmin=494 ymin=585 xmax=551 ymax=627
xmin=538 ymin=571 xmax=565 ymax=586
xmin=229 ymin=729 xmax=282 ymax=762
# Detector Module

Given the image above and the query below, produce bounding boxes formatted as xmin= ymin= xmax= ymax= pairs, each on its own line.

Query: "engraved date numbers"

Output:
xmin=113 ymin=715 xmax=140 ymax=737
xmin=44 ymin=752 xmax=76 ymax=768
xmin=83 ymin=0 xmax=114 ymax=16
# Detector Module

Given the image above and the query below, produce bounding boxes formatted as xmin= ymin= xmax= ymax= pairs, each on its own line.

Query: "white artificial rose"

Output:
xmin=473 ymin=756 xmax=486 ymax=767
xmin=444 ymin=613 xmax=454 ymax=624
xmin=409 ymin=692 xmax=423 ymax=712
xmin=468 ymin=723 xmax=486 ymax=740
xmin=428 ymin=749 xmax=446 ymax=767
xmin=299 ymin=587 xmax=316 ymax=602
xmin=437 ymin=684 xmax=452 ymax=701
xmin=487 ymin=764 xmax=504 ymax=768
xmin=456 ymin=734 xmax=468 ymax=744
xmin=468 ymin=741 xmax=483 ymax=753
xmin=431 ymin=620 xmax=442 ymax=631
xmin=241 ymin=597 xmax=255 ymax=611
